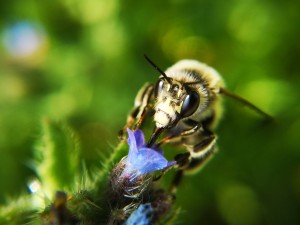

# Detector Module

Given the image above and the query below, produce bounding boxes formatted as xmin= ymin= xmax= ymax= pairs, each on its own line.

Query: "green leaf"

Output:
xmin=34 ymin=118 xmax=80 ymax=198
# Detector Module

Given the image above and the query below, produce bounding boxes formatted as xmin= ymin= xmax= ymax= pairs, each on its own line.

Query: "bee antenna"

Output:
xmin=144 ymin=54 xmax=172 ymax=84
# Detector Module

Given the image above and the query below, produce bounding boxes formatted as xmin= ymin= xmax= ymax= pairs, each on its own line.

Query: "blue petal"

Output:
xmin=127 ymin=128 xmax=139 ymax=163
xmin=167 ymin=161 xmax=176 ymax=167
xmin=124 ymin=129 xmax=175 ymax=178
xmin=125 ymin=203 xmax=153 ymax=225
xmin=133 ymin=147 xmax=169 ymax=175
xmin=133 ymin=129 xmax=145 ymax=149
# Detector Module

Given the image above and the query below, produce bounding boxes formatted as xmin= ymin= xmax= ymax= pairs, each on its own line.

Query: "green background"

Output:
xmin=0 ymin=0 xmax=299 ymax=224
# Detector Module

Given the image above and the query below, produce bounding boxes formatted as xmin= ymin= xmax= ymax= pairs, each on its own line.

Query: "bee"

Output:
xmin=121 ymin=55 xmax=271 ymax=182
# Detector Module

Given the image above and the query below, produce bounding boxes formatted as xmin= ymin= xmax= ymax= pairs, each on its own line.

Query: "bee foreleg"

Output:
xmin=156 ymin=123 xmax=203 ymax=147
xmin=118 ymin=107 xmax=139 ymax=138
xmin=133 ymin=104 xmax=150 ymax=130
xmin=118 ymin=83 xmax=154 ymax=139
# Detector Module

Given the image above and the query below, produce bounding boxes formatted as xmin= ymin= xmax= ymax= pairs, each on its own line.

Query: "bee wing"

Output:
xmin=219 ymin=88 xmax=273 ymax=120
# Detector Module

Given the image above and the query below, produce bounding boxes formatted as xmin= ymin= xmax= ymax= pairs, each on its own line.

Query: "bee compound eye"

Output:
xmin=155 ymin=79 xmax=165 ymax=97
xmin=180 ymin=91 xmax=200 ymax=117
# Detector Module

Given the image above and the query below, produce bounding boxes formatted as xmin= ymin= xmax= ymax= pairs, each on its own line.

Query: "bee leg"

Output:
xmin=158 ymin=124 xmax=214 ymax=168
xmin=174 ymin=152 xmax=191 ymax=169
xmin=169 ymin=130 xmax=216 ymax=192
xmin=169 ymin=152 xmax=190 ymax=193
xmin=156 ymin=123 xmax=203 ymax=148
xmin=187 ymin=129 xmax=216 ymax=161
xmin=169 ymin=170 xmax=184 ymax=193
xmin=118 ymin=83 xmax=154 ymax=139
xmin=132 ymin=104 xmax=150 ymax=130
xmin=170 ymin=149 xmax=216 ymax=193
xmin=118 ymin=107 xmax=140 ymax=139
xmin=186 ymin=144 xmax=216 ymax=173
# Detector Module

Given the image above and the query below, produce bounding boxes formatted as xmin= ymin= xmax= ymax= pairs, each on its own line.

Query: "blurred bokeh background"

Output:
xmin=0 ymin=0 xmax=299 ymax=224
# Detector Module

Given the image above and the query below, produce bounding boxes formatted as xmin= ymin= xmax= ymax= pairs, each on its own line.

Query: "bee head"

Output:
xmin=153 ymin=77 xmax=200 ymax=128
xmin=144 ymin=54 xmax=200 ymax=129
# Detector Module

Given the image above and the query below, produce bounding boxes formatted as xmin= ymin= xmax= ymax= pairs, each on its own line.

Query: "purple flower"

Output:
xmin=121 ymin=128 xmax=175 ymax=180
